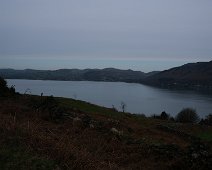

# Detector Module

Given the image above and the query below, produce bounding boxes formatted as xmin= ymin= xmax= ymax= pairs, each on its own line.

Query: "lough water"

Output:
xmin=7 ymin=79 xmax=212 ymax=117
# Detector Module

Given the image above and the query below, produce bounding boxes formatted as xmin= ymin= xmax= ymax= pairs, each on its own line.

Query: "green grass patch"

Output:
xmin=57 ymin=97 xmax=128 ymax=119
xmin=0 ymin=135 xmax=57 ymax=170
xmin=57 ymin=97 xmax=162 ymax=127
xmin=197 ymin=132 xmax=212 ymax=142
xmin=0 ymin=148 xmax=56 ymax=170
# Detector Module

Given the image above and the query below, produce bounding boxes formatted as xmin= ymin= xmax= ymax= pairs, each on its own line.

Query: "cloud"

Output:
xmin=0 ymin=0 xmax=211 ymax=69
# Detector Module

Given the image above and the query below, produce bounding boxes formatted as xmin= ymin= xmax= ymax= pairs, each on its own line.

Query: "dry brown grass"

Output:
xmin=0 ymin=96 xmax=211 ymax=169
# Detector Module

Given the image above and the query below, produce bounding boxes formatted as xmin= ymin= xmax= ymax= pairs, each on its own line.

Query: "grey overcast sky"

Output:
xmin=0 ymin=0 xmax=212 ymax=72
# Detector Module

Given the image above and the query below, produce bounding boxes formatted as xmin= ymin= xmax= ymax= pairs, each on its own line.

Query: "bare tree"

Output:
xmin=73 ymin=93 xmax=77 ymax=99
xmin=24 ymin=88 xmax=31 ymax=94
xmin=120 ymin=102 xmax=126 ymax=113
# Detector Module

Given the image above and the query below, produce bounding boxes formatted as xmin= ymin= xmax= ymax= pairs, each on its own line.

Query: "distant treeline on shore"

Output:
xmin=1 ymin=60 xmax=212 ymax=90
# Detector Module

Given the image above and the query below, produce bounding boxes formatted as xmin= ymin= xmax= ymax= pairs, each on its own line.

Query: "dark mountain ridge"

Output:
xmin=1 ymin=61 xmax=212 ymax=89
xmin=143 ymin=60 xmax=212 ymax=89
xmin=0 ymin=68 xmax=150 ymax=83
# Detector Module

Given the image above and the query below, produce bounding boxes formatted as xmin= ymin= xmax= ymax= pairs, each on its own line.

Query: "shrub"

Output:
xmin=0 ymin=77 xmax=16 ymax=97
xmin=151 ymin=111 xmax=170 ymax=120
xmin=41 ymin=96 xmax=58 ymax=112
xmin=176 ymin=108 xmax=200 ymax=123
xmin=0 ymin=77 xmax=7 ymax=88
xmin=160 ymin=111 xmax=169 ymax=120
xmin=0 ymin=77 xmax=8 ymax=96
xmin=31 ymin=95 xmax=67 ymax=121
xmin=199 ymin=114 xmax=212 ymax=126
xmin=151 ymin=114 xmax=160 ymax=119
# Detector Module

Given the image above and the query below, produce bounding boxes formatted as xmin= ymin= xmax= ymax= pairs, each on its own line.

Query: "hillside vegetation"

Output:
xmin=143 ymin=61 xmax=212 ymax=89
xmin=1 ymin=61 xmax=212 ymax=90
xmin=0 ymin=77 xmax=212 ymax=169
xmin=0 ymin=68 xmax=148 ymax=83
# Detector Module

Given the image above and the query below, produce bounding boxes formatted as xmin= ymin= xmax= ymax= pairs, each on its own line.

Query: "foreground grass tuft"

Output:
xmin=0 ymin=136 xmax=57 ymax=170
xmin=197 ymin=132 xmax=212 ymax=142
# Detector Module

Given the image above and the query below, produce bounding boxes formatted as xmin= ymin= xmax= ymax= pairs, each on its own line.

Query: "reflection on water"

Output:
xmin=7 ymin=79 xmax=212 ymax=117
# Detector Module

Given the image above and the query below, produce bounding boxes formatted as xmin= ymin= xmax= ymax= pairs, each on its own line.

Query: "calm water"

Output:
xmin=7 ymin=79 xmax=212 ymax=117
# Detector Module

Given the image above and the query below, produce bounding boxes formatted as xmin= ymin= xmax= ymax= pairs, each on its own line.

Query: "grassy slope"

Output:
xmin=58 ymin=97 xmax=212 ymax=142
xmin=0 ymin=95 xmax=212 ymax=169
xmin=0 ymin=135 xmax=56 ymax=170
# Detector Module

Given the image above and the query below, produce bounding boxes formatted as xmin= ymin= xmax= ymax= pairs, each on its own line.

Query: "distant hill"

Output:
xmin=0 ymin=68 xmax=155 ymax=83
xmin=2 ymin=61 xmax=212 ymax=89
xmin=143 ymin=61 xmax=212 ymax=89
